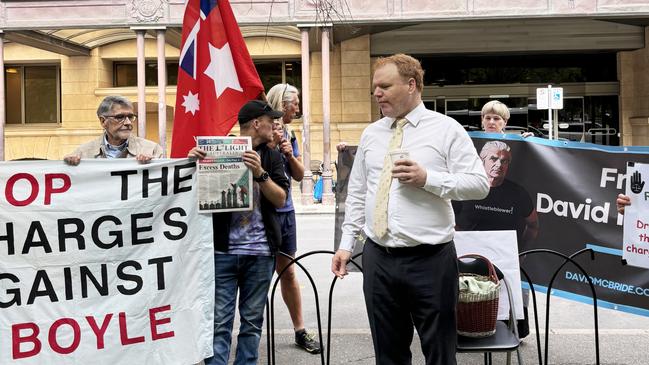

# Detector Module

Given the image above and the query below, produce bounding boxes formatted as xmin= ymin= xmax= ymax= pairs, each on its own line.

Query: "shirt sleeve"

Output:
xmin=339 ymin=134 xmax=368 ymax=252
xmin=268 ymin=149 xmax=290 ymax=194
xmin=422 ymin=126 xmax=489 ymax=201
xmin=153 ymin=144 xmax=164 ymax=158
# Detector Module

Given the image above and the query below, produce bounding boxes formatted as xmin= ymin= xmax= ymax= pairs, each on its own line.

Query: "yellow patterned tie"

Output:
xmin=372 ymin=118 xmax=408 ymax=238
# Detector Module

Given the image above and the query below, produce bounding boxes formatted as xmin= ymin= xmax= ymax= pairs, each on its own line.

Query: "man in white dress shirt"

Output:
xmin=331 ymin=54 xmax=489 ymax=365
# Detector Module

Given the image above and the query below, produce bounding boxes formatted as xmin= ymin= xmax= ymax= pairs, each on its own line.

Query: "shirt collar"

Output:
xmin=387 ymin=102 xmax=426 ymax=128
xmin=103 ymin=133 xmax=129 ymax=151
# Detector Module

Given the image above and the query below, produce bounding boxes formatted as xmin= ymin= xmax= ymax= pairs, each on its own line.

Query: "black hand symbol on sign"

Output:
xmin=631 ymin=171 xmax=645 ymax=194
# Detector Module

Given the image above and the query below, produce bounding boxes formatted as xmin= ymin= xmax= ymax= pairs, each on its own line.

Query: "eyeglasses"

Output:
xmin=103 ymin=114 xmax=137 ymax=124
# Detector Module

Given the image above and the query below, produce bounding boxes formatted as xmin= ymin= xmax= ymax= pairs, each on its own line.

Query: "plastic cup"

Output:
xmin=389 ymin=149 xmax=409 ymax=165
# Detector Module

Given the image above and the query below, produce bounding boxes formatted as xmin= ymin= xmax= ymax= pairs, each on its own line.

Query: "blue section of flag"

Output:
xmin=201 ymin=0 xmax=218 ymax=17
xmin=180 ymin=39 xmax=195 ymax=77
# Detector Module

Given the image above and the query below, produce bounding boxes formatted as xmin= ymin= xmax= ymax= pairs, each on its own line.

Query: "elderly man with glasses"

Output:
xmin=64 ymin=95 xmax=163 ymax=165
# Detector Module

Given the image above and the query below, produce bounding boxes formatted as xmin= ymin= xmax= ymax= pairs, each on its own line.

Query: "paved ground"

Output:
xmin=210 ymin=213 xmax=649 ymax=365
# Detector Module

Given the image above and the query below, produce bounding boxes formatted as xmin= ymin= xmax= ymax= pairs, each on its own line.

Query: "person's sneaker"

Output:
xmin=295 ymin=329 xmax=321 ymax=354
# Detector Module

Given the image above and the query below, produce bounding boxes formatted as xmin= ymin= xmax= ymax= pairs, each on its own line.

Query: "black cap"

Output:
xmin=238 ymin=100 xmax=284 ymax=124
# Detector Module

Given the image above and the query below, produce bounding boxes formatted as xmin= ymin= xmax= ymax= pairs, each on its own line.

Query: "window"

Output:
xmin=5 ymin=65 xmax=60 ymax=124
xmin=253 ymin=60 xmax=302 ymax=93
xmin=420 ymin=53 xmax=617 ymax=86
xmin=113 ymin=62 xmax=179 ymax=87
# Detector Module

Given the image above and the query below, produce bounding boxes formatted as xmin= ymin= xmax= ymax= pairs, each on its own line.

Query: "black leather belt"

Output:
xmin=367 ymin=238 xmax=451 ymax=256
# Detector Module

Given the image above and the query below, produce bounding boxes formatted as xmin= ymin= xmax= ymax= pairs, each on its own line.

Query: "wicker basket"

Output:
xmin=457 ymin=254 xmax=501 ymax=338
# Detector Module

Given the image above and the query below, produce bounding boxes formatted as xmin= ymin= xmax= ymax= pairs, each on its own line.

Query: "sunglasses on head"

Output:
xmin=282 ymin=84 xmax=289 ymax=100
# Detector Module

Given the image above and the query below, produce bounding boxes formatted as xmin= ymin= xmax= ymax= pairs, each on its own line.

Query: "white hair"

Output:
xmin=479 ymin=141 xmax=511 ymax=160
xmin=267 ymin=83 xmax=299 ymax=112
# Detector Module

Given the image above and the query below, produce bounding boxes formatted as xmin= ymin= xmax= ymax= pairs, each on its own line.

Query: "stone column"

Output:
xmin=619 ymin=27 xmax=649 ymax=146
xmin=156 ymin=28 xmax=167 ymax=155
xmin=134 ymin=28 xmax=147 ymax=138
xmin=321 ymin=27 xmax=334 ymax=205
xmin=0 ymin=32 xmax=4 ymax=161
xmin=299 ymin=26 xmax=313 ymax=205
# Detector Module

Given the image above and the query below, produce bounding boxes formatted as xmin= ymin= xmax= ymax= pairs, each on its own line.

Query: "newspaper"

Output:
xmin=196 ymin=136 xmax=253 ymax=213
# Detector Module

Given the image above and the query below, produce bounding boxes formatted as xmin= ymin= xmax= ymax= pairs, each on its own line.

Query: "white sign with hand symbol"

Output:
xmin=623 ymin=161 xmax=649 ymax=269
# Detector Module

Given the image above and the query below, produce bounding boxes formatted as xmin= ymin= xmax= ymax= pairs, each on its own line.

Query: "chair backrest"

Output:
xmin=458 ymin=255 xmax=518 ymax=331
xmin=458 ymin=256 xmax=505 ymax=281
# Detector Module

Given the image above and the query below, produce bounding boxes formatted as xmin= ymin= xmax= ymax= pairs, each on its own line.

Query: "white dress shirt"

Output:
xmin=340 ymin=103 xmax=489 ymax=250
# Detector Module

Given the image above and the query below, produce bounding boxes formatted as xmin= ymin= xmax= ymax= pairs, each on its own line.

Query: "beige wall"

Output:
xmin=3 ymin=33 xmax=376 ymax=161
xmin=5 ymin=39 xmax=179 ymax=160
xmin=4 ymin=38 xmax=182 ymax=159
xmin=619 ymin=26 xmax=649 ymax=146
xmin=247 ymin=36 xmax=301 ymax=58
xmin=6 ymin=33 xmax=368 ymax=160
xmin=4 ymin=43 xmax=97 ymax=159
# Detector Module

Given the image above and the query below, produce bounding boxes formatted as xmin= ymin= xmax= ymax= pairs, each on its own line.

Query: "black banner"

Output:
xmin=334 ymin=146 xmax=364 ymax=271
xmin=334 ymin=133 xmax=649 ymax=316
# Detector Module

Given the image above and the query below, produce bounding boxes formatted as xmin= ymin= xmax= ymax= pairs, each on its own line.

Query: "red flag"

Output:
xmin=170 ymin=0 xmax=264 ymax=157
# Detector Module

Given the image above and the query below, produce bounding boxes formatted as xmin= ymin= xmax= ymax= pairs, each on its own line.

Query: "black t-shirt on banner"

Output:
xmin=453 ymin=179 xmax=533 ymax=245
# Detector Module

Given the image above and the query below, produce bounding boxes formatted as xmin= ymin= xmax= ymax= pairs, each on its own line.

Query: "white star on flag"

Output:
xmin=182 ymin=90 xmax=200 ymax=115
xmin=204 ymin=42 xmax=243 ymax=98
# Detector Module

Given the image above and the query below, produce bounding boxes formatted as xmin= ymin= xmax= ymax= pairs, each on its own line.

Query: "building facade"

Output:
xmin=2 ymin=0 xmax=649 ymax=167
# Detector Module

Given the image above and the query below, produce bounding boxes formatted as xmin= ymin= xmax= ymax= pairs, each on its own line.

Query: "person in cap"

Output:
xmin=64 ymin=95 xmax=163 ymax=165
xmin=189 ymin=100 xmax=290 ymax=365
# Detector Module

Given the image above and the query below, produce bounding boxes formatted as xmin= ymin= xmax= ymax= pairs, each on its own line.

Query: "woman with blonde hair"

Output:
xmin=267 ymin=83 xmax=300 ymax=127
xmin=265 ymin=83 xmax=320 ymax=354
xmin=481 ymin=100 xmax=510 ymax=133
xmin=481 ymin=99 xmax=536 ymax=138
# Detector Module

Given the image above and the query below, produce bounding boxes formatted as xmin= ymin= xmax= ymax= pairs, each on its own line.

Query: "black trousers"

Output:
xmin=362 ymin=239 xmax=458 ymax=365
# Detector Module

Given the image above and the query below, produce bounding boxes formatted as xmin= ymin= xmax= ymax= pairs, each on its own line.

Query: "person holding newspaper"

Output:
xmin=188 ymin=100 xmax=289 ymax=365
xmin=63 ymin=95 xmax=163 ymax=165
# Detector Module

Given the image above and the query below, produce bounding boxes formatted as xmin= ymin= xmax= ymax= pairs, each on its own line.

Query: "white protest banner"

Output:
xmin=455 ymin=230 xmax=524 ymax=320
xmin=0 ymin=159 xmax=214 ymax=364
xmin=623 ymin=162 xmax=649 ymax=269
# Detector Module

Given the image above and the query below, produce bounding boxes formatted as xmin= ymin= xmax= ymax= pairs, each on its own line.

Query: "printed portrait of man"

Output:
xmin=454 ymin=140 xmax=539 ymax=246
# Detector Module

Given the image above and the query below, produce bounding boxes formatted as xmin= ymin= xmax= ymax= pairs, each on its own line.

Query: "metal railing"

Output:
xmin=264 ymin=248 xmax=600 ymax=365
xmin=266 ymin=251 xmax=363 ymax=365
xmin=519 ymin=248 xmax=600 ymax=365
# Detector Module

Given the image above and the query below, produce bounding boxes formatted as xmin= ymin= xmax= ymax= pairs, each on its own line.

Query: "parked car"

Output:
xmin=503 ymin=125 xmax=548 ymax=138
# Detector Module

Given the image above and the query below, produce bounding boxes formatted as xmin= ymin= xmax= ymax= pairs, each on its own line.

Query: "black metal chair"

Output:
xmin=456 ymin=256 xmax=524 ymax=365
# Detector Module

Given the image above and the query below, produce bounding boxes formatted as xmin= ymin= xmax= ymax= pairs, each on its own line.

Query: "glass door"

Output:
xmin=528 ymin=97 xmax=585 ymax=141
xmin=557 ymin=97 xmax=586 ymax=142
xmin=446 ymin=97 xmax=528 ymax=132
xmin=446 ymin=99 xmax=474 ymax=130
